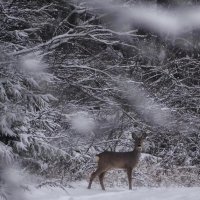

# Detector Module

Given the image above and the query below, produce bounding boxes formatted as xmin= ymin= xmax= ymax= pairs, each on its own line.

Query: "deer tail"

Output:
xmin=95 ymin=155 xmax=100 ymax=162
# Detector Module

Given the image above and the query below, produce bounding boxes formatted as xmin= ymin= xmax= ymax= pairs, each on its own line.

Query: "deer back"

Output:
xmin=96 ymin=148 xmax=141 ymax=170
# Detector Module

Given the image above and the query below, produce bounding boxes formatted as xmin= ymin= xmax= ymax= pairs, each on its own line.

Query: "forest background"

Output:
xmin=0 ymin=0 xmax=200 ymax=197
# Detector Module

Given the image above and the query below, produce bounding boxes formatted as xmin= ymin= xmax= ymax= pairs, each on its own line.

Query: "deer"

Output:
xmin=87 ymin=133 xmax=146 ymax=190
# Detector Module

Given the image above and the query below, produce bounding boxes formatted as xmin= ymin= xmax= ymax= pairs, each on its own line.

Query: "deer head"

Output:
xmin=132 ymin=132 xmax=147 ymax=150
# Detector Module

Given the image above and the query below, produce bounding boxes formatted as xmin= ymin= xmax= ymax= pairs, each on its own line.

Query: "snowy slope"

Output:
xmin=26 ymin=181 xmax=200 ymax=200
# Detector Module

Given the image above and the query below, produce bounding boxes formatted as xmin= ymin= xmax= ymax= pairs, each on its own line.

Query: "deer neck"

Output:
xmin=132 ymin=146 xmax=142 ymax=154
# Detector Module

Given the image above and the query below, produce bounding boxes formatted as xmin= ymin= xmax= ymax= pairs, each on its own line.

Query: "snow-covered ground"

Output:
xmin=26 ymin=181 xmax=200 ymax=200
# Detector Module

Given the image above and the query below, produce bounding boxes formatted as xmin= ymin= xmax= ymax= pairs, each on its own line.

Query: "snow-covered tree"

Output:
xmin=0 ymin=0 xmax=200 ymax=189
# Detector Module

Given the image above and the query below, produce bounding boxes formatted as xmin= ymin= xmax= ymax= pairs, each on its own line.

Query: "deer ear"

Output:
xmin=132 ymin=133 xmax=139 ymax=140
xmin=142 ymin=132 xmax=147 ymax=139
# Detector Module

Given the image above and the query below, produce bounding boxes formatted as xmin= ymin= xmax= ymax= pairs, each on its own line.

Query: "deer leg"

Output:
xmin=127 ymin=168 xmax=133 ymax=190
xmin=88 ymin=168 xmax=103 ymax=189
xmin=99 ymin=172 xmax=106 ymax=190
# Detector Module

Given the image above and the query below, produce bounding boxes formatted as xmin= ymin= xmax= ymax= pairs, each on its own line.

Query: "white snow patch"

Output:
xmin=70 ymin=111 xmax=96 ymax=134
xmin=1 ymin=166 xmax=27 ymax=200
xmin=25 ymin=181 xmax=200 ymax=200
xmin=120 ymin=81 xmax=172 ymax=128
xmin=87 ymin=1 xmax=200 ymax=37
xmin=21 ymin=54 xmax=47 ymax=72
xmin=2 ymin=167 xmax=22 ymax=185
